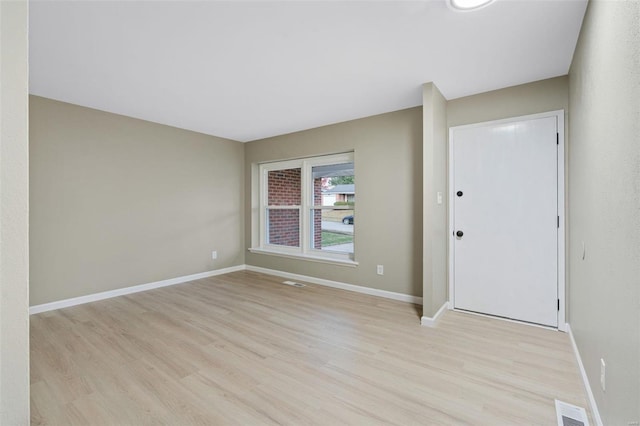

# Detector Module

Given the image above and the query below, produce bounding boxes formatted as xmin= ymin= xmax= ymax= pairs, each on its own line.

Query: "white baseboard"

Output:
xmin=421 ymin=301 xmax=449 ymax=327
xmin=245 ymin=265 xmax=423 ymax=305
xmin=566 ymin=323 xmax=603 ymax=426
xmin=30 ymin=264 xmax=423 ymax=314
xmin=29 ymin=265 xmax=246 ymax=315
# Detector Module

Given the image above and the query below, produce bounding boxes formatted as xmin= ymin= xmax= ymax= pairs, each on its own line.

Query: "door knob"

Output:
xmin=456 ymin=230 xmax=464 ymax=238
xmin=457 ymin=191 xmax=463 ymax=197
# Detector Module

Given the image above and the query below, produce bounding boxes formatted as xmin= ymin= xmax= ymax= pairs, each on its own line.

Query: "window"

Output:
xmin=254 ymin=153 xmax=355 ymax=264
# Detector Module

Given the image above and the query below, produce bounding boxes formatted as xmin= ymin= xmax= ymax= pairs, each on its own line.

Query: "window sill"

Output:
xmin=248 ymin=248 xmax=359 ymax=267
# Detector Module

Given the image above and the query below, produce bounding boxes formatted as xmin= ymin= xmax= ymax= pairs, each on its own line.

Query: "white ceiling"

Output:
xmin=29 ymin=0 xmax=587 ymax=142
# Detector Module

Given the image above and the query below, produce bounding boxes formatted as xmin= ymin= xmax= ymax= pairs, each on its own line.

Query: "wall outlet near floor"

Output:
xmin=211 ymin=251 xmax=218 ymax=260
xmin=376 ymin=265 xmax=384 ymax=275
xmin=600 ymin=358 xmax=606 ymax=391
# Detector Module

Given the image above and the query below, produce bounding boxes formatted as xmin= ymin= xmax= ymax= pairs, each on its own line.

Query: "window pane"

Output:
xmin=312 ymin=163 xmax=354 ymax=207
xmin=310 ymin=209 xmax=353 ymax=253
xmin=267 ymin=208 xmax=300 ymax=247
xmin=268 ymin=168 xmax=301 ymax=206
xmin=310 ymin=162 xmax=354 ymax=254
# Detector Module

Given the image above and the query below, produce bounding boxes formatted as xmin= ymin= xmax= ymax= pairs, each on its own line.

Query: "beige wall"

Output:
xmin=447 ymin=76 xmax=569 ymax=128
xmin=422 ymin=83 xmax=448 ymax=317
xmin=568 ymin=0 xmax=640 ymax=423
xmin=30 ymin=96 xmax=245 ymax=306
xmin=0 ymin=0 xmax=30 ymax=422
xmin=245 ymin=108 xmax=423 ymax=298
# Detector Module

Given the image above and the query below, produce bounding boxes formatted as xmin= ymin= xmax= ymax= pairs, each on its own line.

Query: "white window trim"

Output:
xmin=253 ymin=152 xmax=356 ymax=265
xmin=247 ymin=247 xmax=359 ymax=267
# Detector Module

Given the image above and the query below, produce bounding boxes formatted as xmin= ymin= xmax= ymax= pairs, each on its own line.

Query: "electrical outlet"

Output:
xmin=211 ymin=251 xmax=218 ymax=260
xmin=376 ymin=265 xmax=384 ymax=275
xmin=600 ymin=358 xmax=606 ymax=391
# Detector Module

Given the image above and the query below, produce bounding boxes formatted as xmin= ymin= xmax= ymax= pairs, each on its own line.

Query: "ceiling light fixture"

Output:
xmin=447 ymin=0 xmax=495 ymax=12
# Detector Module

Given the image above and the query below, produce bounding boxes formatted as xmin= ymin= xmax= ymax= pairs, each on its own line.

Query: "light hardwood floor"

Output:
xmin=31 ymin=271 xmax=591 ymax=425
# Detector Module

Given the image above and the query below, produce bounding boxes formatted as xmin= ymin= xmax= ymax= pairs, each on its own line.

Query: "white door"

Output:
xmin=452 ymin=115 xmax=559 ymax=327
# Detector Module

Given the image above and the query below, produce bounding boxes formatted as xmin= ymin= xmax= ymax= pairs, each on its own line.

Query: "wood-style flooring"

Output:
xmin=30 ymin=270 xmax=591 ymax=425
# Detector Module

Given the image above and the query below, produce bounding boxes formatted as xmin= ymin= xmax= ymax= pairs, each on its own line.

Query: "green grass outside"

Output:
xmin=321 ymin=231 xmax=353 ymax=247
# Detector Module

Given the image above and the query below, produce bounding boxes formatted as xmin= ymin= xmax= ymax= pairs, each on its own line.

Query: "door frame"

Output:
xmin=448 ymin=110 xmax=566 ymax=331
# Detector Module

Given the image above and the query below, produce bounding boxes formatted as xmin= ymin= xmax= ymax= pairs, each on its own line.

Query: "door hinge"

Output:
xmin=556 ymin=133 xmax=559 ymax=145
xmin=557 ymin=216 xmax=560 ymax=228
xmin=558 ymin=299 xmax=560 ymax=311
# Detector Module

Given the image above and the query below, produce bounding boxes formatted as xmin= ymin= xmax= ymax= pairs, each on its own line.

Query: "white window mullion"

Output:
xmin=301 ymin=160 xmax=311 ymax=254
xmin=259 ymin=167 xmax=267 ymax=248
xmin=265 ymin=205 xmax=301 ymax=209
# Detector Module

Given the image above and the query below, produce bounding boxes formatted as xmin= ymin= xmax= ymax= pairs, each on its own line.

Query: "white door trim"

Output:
xmin=447 ymin=110 xmax=566 ymax=331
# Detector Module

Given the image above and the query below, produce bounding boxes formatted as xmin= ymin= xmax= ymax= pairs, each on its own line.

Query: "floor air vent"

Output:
xmin=555 ymin=400 xmax=589 ymax=426
xmin=282 ymin=280 xmax=306 ymax=288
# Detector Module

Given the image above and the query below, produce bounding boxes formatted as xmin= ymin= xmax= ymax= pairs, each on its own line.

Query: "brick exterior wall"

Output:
xmin=314 ymin=178 xmax=322 ymax=249
xmin=267 ymin=169 xmax=301 ymax=246
xmin=266 ymin=168 xmax=322 ymax=248
xmin=267 ymin=209 xmax=299 ymax=247
xmin=268 ymin=168 xmax=301 ymax=206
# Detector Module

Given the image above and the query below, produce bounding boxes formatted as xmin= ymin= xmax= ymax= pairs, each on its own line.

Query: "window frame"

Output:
xmin=256 ymin=152 xmax=356 ymax=264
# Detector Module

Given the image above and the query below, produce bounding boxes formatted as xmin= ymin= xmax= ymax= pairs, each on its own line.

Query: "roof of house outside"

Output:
xmin=323 ymin=184 xmax=355 ymax=195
